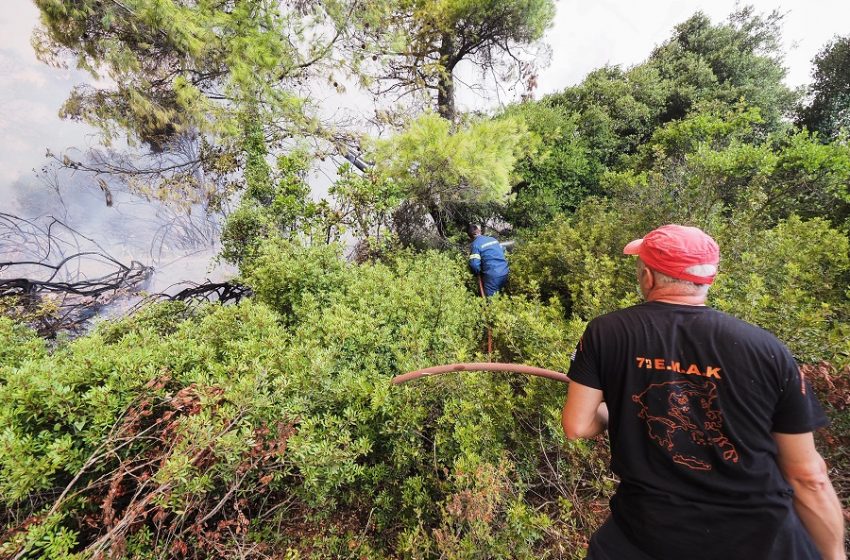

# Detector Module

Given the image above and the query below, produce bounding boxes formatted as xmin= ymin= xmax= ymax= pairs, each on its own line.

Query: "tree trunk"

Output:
xmin=437 ymin=33 xmax=457 ymax=122
xmin=427 ymin=199 xmax=448 ymax=240
xmin=437 ymin=75 xmax=455 ymax=122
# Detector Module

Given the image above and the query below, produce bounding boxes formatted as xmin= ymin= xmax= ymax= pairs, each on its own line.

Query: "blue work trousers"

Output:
xmin=482 ymin=274 xmax=508 ymax=297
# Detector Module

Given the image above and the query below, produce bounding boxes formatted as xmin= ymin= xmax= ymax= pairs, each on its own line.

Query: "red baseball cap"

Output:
xmin=623 ymin=225 xmax=720 ymax=284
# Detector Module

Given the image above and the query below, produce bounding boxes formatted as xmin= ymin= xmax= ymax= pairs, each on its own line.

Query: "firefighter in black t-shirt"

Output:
xmin=562 ymin=224 xmax=845 ymax=560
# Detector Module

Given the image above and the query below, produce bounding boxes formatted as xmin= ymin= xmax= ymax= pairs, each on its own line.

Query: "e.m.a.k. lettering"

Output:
xmin=634 ymin=357 xmax=721 ymax=379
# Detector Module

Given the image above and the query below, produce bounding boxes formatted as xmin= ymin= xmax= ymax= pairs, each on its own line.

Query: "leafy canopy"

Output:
xmin=356 ymin=0 xmax=555 ymax=120
xmin=370 ymin=112 xmax=531 ymax=238
xmin=502 ymin=8 xmax=798 ymax=226
xmin=797 ymin=35 xmax=850 ymax=140
xmin=33 ymin=0 xmax=360 ymax=148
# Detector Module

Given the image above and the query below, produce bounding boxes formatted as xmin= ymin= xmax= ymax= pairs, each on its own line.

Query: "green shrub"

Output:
xmin=499 ymin=102 xmax=602 ymax=228
xmin=241 ymin=238 xmax=347 ymax=320
xmin=508 ymin=203 xmax=641 ymax=319
xmin=712 ymin=216 xmax=850 ymax=362
xmin=1 ymin=246 xmax=593 ymax=559
xmin=0 ymin=316 xmax=45 ymax=367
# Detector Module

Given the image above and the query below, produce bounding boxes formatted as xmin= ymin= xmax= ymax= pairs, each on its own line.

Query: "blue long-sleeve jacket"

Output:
xmin=468 ymin=235 xmax=509 ymax=278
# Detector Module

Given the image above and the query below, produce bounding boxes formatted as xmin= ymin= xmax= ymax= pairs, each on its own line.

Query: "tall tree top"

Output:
xmin=32 ymin=0 xmax=355 ymax=147
xmin=797 ymin=35 xmax=850 ymax=141
xmin=357 ymin=0 xmax=556 ymax=121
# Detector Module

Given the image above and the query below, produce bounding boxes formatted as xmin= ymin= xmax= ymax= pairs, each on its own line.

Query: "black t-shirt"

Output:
xmin=568 ymin=301 xmax=829 ymax=560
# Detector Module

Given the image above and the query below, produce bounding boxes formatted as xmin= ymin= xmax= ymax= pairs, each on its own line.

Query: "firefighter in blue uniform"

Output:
xmin=467 ymin=224 xmax=509 ymax=296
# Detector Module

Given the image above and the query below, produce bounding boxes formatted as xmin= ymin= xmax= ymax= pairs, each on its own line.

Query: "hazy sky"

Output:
xmin=535 ymin=0 xmax=850 ymax=94
xmin=2 ymin=0 xmax=849 ymax=189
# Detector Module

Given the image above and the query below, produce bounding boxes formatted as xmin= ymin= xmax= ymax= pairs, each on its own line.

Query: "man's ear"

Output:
xmin=640 ymin=264 xmax=655 ymax=291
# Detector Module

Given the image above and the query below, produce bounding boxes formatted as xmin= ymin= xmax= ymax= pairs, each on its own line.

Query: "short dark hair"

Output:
xmin=467 ymin=223 xmax=481 ymax=237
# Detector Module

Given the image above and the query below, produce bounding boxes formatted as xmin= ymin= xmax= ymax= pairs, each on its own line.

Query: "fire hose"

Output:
xmin=478 ymin=275 xmax=493 ymax=354
xmin=391 ymin=362 xmax=570 ymax=385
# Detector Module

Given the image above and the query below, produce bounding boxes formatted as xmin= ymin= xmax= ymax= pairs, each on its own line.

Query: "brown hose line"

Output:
xmin=391 ymin=362 xmax=571 ymax=385
xmin=477 ymin=276 xmax=493 ymax=354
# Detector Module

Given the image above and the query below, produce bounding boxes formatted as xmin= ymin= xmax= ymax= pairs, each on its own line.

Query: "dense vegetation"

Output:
xmin=3 ymin=4 xmax=849 ymax=559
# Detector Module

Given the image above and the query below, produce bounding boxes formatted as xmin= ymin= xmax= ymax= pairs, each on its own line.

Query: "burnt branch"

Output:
xmin=0 ymin=213 xmax=153 ymax=337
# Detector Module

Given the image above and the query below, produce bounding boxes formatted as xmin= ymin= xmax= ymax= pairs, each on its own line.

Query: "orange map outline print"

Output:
xmin=632 ymin=380 xmax=739 ymax=471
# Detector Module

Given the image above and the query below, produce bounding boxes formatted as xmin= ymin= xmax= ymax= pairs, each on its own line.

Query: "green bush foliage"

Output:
xmin=712 ymin=216 xmax=850 ymax=363
xmin=0 ymin=316 xmax=46 ymax=367
xmin=499 ymin=103 xmax=602 ymax=228
xmin=505 ymin=193 xmax=850 ymax=368
xmin=507 ymin=202 xmax=641 ymax=318
xmin=1 ymin=245 xmax=594 ymax=559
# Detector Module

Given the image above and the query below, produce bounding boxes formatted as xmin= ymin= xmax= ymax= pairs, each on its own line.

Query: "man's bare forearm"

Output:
xmin=791 ymin=476 xmax=845 ymax=560
xmin=561 ymin=383 xmax=607 ymax=440
xmin=775 ymin=433 xmax=846 ymax=560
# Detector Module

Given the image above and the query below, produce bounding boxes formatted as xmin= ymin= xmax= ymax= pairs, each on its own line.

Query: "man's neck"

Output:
xmin=645 ymin=291 xmax=708 ymax=306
